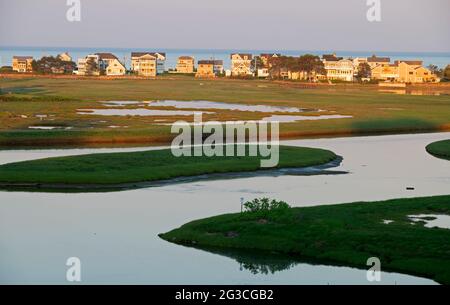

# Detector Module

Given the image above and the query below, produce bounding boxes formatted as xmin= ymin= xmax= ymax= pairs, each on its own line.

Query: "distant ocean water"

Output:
xmin=1 ymin=46 xmax=449 ymax=70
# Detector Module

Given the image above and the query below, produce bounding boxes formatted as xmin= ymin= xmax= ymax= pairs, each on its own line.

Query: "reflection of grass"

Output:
xmin=351 ymin=118 xmax=438 ymax=134
xmin=160 ymin=195 xmax=450 ymax=284
xmin=187 ymin=246 xmax=301 ymax=275
xmin=426 ymin=140 xmax=450 ymax=160
xmin=0 ymin=76 xmax=449 ymax=147
xmin=0 ymin=145 xmax=336 ymax=185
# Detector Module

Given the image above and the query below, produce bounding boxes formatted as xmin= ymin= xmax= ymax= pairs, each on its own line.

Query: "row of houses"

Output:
xmin=10 ymin=52 xmax=440 ymax=83
xmin=76 ymin=52 xmax=166 ymax=76
xmin=321 ymin=54 xmax=439 ymax=83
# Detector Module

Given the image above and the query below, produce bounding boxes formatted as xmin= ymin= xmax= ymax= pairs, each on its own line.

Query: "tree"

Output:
xmin=251 ymin=56 xmax=264 ymax=72
xmin=427 ymin=64 xmax=443 ymax=78
xmin=32 ymin=56 xmax=76 ymax=74
xmin=356 ymin=62 xmax=371 ymax=80
xmin=444 ymin=65 xmax=450 ymax=81
xmin=268 ymin=55 xmax=324 ymax=81
xmin=297 ymin=54 xmax=325 ymax=81
xmin=85 ymin=57 xmax=99 ymax=75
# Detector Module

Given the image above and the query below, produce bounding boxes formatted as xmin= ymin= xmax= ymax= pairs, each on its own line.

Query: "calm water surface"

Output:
xmin=1 ymin=132 xmax=449 ymax=284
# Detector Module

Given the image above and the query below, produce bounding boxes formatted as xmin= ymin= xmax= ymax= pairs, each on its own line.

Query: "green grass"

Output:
xmin=426 ymin=140 xmax=450 ymax=160
xmin=159 ymin=195 xmax=450 ymax=284
xmin=0 ymin=145 xmax=336 ymax=185
xmin=1 ymin=76 xmax=450 ymax=147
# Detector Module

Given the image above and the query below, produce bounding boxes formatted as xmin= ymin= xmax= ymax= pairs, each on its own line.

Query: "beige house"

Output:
xmin=131 ymin=52 xmax=166 ymax=75
xmin=372 ymin=60 xmax=439 ymax=83
xmin=176 ymin=56 xmax=195 ymax=73
xmin=106 ymin=58 xmax=126 ymax=76
xmin=322 ymin=54 xmax=354 ymax=82
xmin=95 ymin=53 xmax=119 ymax=71
xmin=12 ymin=56 xmax=33 ymax=73
xmin=58 ymin=52 xmax=72 ymax=62
xmin=367 ymin=55 xmax=391 ymax=69
xmin=196 ymin=60 xmax=216 ymax=78
xmin=230 ymin=53 xmax=253 ymax=76
xmin=371 ymin=64 xmax=399 ymax=81
xmin=396 ymin=60 xmax=437 ymax=83
xmin=133 ymin=54 xmax=157 ymax=77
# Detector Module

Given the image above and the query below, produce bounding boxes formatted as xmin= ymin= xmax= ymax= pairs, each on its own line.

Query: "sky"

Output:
xmin=0 ymin=0 xmax=449 ymax=52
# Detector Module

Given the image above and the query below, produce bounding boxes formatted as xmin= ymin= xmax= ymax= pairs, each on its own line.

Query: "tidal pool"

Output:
xmin=78 ymin=108 xmax=214 ymax=116
xmin=157 ymin=114 xmax=353 ymax=125
xmin=261 ymin=114 xmax=353 ymax=122
xmin=409 ymin=214 xmax=450 ymax=229
xmin=146 ymin=100 xmax=318 ymax=113
xmin=1 ymin=132 xmax=449 ymax=284
xmin=28 ymin=126 xmax=73 ymax=130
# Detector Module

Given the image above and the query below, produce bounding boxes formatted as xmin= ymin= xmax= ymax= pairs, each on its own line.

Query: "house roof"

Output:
xmin=322 ymin=54 xmax=343 ymax=61
xmin=137 ymin=54 xmax=157 ymax=60
xmin=13 ymin=56 xmax=33 ymax=61
xmin=107 ymin=59 xmax=125 ymax=68
xmin=95 ymin=53 xmax=118 ymax=60
xmin=367 ymin=55 xmax=390 ymax=63
xmin=230 ymin=53 xmax=253 ymax=60
xmin=260 ymin=53 xmax=281 ymax=58
xmin=395 ymin=60 xmax=423 ymax=66
xmin=131 ymin=52 xmax=166 ymax=59
xmin=198 ymin=60 xmax=214 ymax=65
xmin=178 ymin=56 xmax=194 ymax=60
xmin=198 ymin=60 xmax=223 ymax=65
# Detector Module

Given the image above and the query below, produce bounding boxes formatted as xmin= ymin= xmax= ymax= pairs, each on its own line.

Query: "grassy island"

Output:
xmin=426 ymin=140 xmax=450 ymax=160
xmin=159 ymin=195 xmax=450 ymax=284
xmin=0 ymin=145 xmax=336 ymax=189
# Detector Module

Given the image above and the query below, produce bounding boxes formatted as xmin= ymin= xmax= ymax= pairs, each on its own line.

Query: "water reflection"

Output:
xmin=146 ymin=100 xmax=316 ymax=113
xmin=379 ymin=89 xmax=447 ymax=96
xmin=185 ymin=246 xmax=300 ymax=274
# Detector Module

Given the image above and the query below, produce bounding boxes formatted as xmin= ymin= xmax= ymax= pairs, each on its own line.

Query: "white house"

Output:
xmin=106 ymin=58 xmax=126 ymax=76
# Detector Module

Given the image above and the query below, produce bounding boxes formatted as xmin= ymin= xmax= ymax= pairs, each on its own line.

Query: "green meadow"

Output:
xmin=1 ymin=76 xmax=450 ymax=147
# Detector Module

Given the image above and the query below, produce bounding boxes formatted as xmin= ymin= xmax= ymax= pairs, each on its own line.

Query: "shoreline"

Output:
xmin=0 ymin=156 xmax=344 ymax=193
xmin=1 ymin=128 xmax=450 ymax=150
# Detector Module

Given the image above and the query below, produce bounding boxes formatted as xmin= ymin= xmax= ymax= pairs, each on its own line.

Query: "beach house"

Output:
xmin=105 ymin=58 xmax=126 ymax=76
xmin=12 ymin=56 xmax=33 ymax=73
xmin=322 ymin=54 xmax=354 ymax=82
xmin=176 ymin=56 xmax=195 ymax=73
xmin=196 ymin=60 xmax=216 ymax=78
xmin=131 ymin=52 xmax=166 ymax=75
xmin=230 ymin=53 xmax=253 ymax=76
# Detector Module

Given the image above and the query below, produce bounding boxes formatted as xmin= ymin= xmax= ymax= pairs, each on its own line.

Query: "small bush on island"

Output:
xmin=243 ymin=198 xmax=291 ymax=213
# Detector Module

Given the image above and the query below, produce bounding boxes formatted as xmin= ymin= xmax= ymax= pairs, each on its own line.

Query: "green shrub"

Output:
xmin=244 ymin=198 xmax=291 ymax=213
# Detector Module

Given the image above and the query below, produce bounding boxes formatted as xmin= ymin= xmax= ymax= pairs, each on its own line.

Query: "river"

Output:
xmin=1 ymin=132 xmax=449 ymax=284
